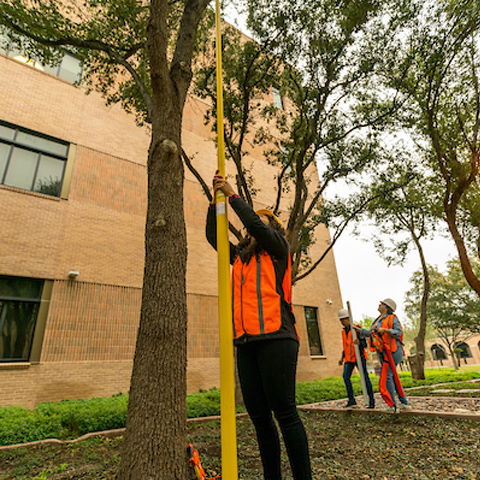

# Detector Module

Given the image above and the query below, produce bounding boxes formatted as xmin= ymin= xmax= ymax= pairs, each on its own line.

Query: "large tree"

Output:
xmin=0 ymin=1 xmax=211 ymax=478
xmin=357 ymin=155 xmax=441 ymax=379
xmin=188 ymin=0 xmax=410 ymax=282
xmin=405 ymin=259 xmax=480 ymax=369
xmin=383 ymin=0 xmax=480 ymax=296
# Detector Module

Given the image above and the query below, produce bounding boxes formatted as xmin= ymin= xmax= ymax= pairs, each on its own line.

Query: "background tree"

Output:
xmin=188 ymin=0 xmax=411 ymax=282
xmin=405 ymin=259 xmax=480 ymax=369
xmin=383 ymin=0 xmax=480 ymax=296
xmin=356 ymin=154 xmax=441 ymax=379
xmin=0 ymin=1 xmax=212 ymax=478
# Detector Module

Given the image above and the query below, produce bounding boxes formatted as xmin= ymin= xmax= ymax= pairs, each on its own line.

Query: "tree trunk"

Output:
xmin=447 ymin=345 xmax=459 ymax=370
xmin=445 ymin=207 xmax=480 ymax=297
xmin=116 ymin=0 xmax=211 ymax=477
xmin=411 ymin=234 xmax=429 ymax=380
xmin=117 ymin=108 xmax=188 ymax=479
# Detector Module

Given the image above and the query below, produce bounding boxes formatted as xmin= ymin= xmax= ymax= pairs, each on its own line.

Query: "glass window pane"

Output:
xmin=306 ymin=321 xmax=323 ymax=355
xmin=3 ymin=147 xmax=38 ymax=190
xmin=0 ymin=142 xmax=11 ymax=180
xmin=0 ymin=301 xmax=39 ymax=361
xmin=58 ymin=53 xmax=82 ymax=83
xmin=304 ymin=307 xmax=323 ymax=355
xmin=0 ymin=276 xmax=43 ymax=300
xmin=16 ymin=131 xmax=68 ymax=157
xmin=34 ymin=154 xmax=64 ymax=196
xmin=42 ymin=62 xmax=60 ymax=76
xmin=272 ymin=87 xmax=283 ymax=109
xmin=0 ymin=125 xmax=15 ymax=141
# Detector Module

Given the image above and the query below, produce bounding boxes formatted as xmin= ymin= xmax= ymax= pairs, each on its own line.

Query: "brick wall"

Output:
xmin=0 ymin=52 xmax=344 ymax=409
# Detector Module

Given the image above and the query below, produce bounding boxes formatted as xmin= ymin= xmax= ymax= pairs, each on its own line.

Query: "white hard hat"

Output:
xmin=338 ymin=308 xmax=349 ymax=319
xmin=381 ymin=298 xmax=397 ymax=312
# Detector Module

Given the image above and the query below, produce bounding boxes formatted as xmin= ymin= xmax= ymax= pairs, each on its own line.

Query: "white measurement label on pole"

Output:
xmin=216 ymin=202 xmax=226 ymax=216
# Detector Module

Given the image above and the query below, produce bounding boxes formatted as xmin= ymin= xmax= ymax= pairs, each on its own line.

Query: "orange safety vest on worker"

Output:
xmin=231 ymin=250 xmax=297 ymax=341
xmin=369 ymin=314 xmax=403 ymax=353
xmin=342 ymin=325 xmax=369 ymax=362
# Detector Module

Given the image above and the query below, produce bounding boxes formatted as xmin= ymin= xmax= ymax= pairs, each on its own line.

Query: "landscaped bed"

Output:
xmin=1 ymin=410 xmax=479 ymax=479
xmin=1 ymin=368 xmax=480 ymax=479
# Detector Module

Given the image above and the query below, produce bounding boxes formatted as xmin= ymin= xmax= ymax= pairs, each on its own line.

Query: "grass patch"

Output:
xmin=1 ymin=367 xmax=479 ymax=447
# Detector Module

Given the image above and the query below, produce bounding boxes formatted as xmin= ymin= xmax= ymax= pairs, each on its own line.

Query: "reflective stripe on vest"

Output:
xmin=231 ymin=251 xmax=291 ymax=338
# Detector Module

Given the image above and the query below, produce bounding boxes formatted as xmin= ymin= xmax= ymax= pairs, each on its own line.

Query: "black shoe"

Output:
xmin=343 ymin=401 xmax=357 ymax=408
xmin=367 ymin=402 xmax=375 ymax=409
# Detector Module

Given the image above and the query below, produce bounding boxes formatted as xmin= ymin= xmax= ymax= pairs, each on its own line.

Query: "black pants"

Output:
xmin=236 ymin=338 xmax=312 ymax=480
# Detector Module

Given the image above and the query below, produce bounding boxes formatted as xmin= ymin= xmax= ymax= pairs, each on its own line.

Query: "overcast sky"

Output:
xmin=332 ymin=226 xmax=458 ymax=324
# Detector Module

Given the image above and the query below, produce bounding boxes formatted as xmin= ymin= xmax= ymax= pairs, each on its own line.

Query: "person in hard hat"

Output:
xmin=338 ymin=309 xmax=375 ymax=409
xmin=206 ymin=172 xmax=312 ymax=480
xmin=354 ymin=299 xmax=411 ymax=413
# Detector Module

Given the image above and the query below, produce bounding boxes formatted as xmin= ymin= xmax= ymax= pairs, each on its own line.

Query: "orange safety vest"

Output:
xmin=369 ymin=314 xmax=403 ymax=353
xmin=231 ymin=250 xmax=295 ymax=340
xmin=342 ymin=325 xmax=369 ymax=362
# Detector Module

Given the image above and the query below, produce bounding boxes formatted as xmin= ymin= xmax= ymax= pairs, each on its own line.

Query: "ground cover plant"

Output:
xmin=1 ymin=411 xmax=479 ymax=479
xmin=1 ymin=368 xmax=479 ymax=447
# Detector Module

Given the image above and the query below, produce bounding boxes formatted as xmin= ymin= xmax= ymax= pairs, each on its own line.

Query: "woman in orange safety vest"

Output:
xmin=354 ymin=298 xmax=411 ymax=413
xmin=206 ymin=173 xmax=311 ymax=480
xmin=338 ymin=309 xmax=375 ymax=409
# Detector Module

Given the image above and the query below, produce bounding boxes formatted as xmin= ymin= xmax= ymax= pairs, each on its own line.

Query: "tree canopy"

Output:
xmin=189 ymin=0 xmax=411 ymax=282
xmin=380 ymin=0 xmax=480 ymax=296
xmin=405 ymin=258 xmax=480 ymax=368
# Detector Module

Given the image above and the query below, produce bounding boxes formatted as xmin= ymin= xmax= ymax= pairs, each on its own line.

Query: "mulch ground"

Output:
xmin=1 ymin=397 xmax=480 ymax=479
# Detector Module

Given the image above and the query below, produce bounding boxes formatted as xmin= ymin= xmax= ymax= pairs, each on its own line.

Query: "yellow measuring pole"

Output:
xmin=214 ymin=0 xmax=238 ymax=478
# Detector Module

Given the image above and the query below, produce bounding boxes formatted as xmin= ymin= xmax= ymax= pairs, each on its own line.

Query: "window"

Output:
xmin=304 ymin=306 xmax=323 ymax=355
xmin=272 ymin=87 xmax=284 ymax=109
xmin=431 ymin=344 xmax=447 ymax=361
xmin=41 ymin=53 xmax=83 ymax=84
xmin=0 ymin=276 xmax=44 ymax=362
xmin=0 ymin=121 xmax=69 ymax=197
xmin=0 ymin=34 xmax=83 ymax=83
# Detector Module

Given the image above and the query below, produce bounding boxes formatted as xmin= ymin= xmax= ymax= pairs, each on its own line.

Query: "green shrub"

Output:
xmin=186 ymin=388 xmax=221 ymax=418
xmin=1 ymin=367 xmax=479 ymax=446
xmin=0 ymin=412 xmax=62 ymax=446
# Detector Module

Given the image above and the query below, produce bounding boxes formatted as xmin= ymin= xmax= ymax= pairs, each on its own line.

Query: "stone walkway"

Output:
xmin=303 ymin=378 xmax=480 ymax=415
xmin=306 ymin=393 xmax=480 ymax=414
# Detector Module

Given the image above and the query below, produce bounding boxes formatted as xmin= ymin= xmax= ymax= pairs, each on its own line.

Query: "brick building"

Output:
xmin=0 ymin=44 xmax=344 ymax=409
xmin=406 ymin=335 xmax=480 ymax=370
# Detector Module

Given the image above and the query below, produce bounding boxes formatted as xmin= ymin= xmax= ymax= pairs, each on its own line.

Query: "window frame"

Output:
xmin=0 ymin=120 xmax=70 ymax=197
xmin=0 ymin=35 xmax=83 ymax=84
xmin=0 ymin=276 xmax=51 ymax=363
xmin=304 ymin=306 xmax=324 ymax=356
xmin=272 ymin=86 xmax=284 ymax=110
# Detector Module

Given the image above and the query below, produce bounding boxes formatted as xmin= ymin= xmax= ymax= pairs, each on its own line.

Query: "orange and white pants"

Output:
xmin=377 ymin=345 xmax=408 ymax=408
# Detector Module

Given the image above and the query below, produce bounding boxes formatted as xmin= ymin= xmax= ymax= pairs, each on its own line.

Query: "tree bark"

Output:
xmin=411 ymin=233 xmax=429 ymax=380
xmin=117 ymin=95 xmax=188 ymax=480
xmin=117 ymin=0 xmax=210 ymax=478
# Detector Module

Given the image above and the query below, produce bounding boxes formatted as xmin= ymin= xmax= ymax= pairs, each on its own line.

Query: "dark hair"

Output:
xmin=236 ymin=216 xmax=286 ymax=263
xmin=385 ymin=305 xmax=394 ymax=315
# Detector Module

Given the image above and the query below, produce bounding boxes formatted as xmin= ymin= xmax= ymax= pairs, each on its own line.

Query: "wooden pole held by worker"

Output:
xmin=347 ymin=301 xmax=369 ymax=405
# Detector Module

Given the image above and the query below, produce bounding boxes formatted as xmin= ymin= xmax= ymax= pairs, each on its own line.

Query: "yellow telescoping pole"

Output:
xmin=214 ymin=0 xmax=238 ymax=478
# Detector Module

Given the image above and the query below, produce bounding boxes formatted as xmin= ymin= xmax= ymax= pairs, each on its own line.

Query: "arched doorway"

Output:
xmin=431 ymin=344 xmax=448 ymax=366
